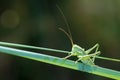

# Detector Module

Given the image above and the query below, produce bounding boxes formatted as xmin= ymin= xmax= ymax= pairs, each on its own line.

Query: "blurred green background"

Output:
xmin=0 ymin=0 xmax=120 ymax=80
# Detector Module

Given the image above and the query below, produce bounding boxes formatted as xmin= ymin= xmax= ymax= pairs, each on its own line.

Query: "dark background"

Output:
xmin=0 ymin=0 xmax=120 ymax=80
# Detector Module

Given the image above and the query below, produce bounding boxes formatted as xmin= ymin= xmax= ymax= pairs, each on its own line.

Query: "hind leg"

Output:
xmin=89 ymin=51 xmax=100 ymax=63
xmin=85 ymin=43 xmax=99 ymax=54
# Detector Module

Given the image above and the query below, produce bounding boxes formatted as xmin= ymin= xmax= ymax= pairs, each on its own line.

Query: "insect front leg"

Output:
xmin=63 ymin=52 xmax=73 ymax=59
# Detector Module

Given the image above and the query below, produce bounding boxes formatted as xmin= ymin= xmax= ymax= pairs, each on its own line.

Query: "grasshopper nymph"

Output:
xmin=66 ymin=44 xmax=100 ymax=65
xmin=59 ymin=28 xmax=100 ymax=65
xmin=57 ymin=5 xmax=100 ymax=65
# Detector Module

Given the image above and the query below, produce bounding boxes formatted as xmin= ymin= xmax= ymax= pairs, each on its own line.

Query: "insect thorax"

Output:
xmin=71 ymin=44 xmax=86 ymax=56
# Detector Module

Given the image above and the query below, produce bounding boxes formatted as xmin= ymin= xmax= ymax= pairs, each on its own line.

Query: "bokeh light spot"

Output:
xmin=0 ymin=10 xmax=20 ymax=28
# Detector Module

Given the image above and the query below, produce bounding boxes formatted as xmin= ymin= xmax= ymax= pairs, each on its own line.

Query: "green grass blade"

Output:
xmin=0 ymin=46 xmax=120 ymax=79
xmin=96 ymin=56 xmax=120 ymax=62
xmin=0 ymin=41 xmax=69 ymax=53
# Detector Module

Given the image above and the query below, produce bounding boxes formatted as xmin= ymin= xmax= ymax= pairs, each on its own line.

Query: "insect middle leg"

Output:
xmin=76 ymin=51 xmax=100 ymax=64
xmin=75 ymin=55 xmax=94 ymax=64
xmin=75 ymin=56 xmax=82 ymax=63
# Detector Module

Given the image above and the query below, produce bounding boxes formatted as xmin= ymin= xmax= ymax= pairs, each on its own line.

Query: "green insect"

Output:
xmin=66 ymin=43 xmax=100 ymax=65
xmin=59 ymin=28 xmax=100 ymax=65
xmin=57 ymin=5 xmax=100 ymax=65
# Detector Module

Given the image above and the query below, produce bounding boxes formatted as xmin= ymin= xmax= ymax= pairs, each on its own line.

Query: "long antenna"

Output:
xmin=56 ymin=4 xmax=74 ymax=46
xmin=59 ymin=28 xmax=74 ymax=46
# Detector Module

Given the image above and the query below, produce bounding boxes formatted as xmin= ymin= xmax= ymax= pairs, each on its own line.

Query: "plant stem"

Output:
xmin=96 ymin=56 xmax=120 ymax=62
